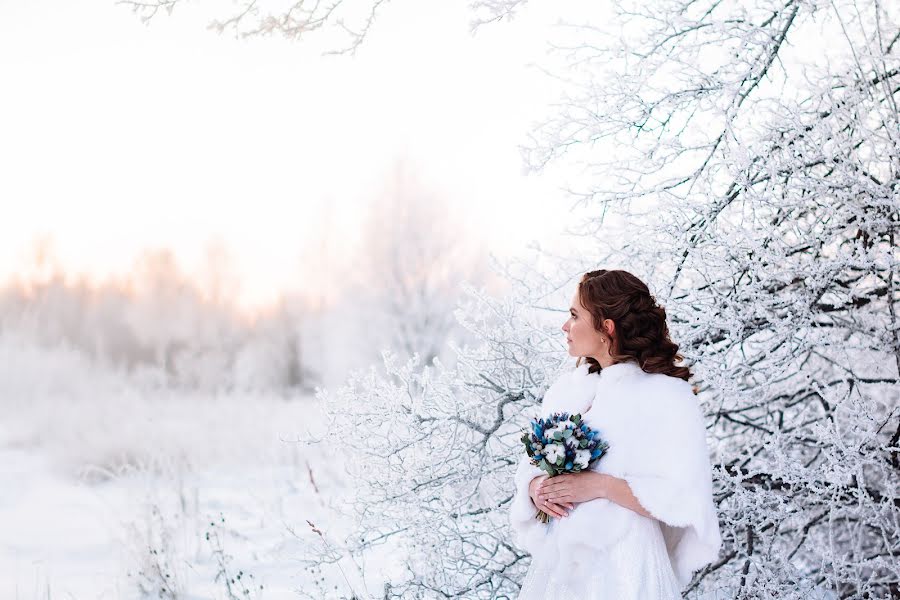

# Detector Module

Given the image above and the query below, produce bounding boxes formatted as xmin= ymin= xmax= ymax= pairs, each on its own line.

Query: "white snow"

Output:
xmin=0 ymin=390 xmax=373 ymax=599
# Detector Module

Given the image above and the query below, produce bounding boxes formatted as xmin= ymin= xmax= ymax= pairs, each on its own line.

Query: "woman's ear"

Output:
xmin=603 ymin=319 xmax=615 ymax=337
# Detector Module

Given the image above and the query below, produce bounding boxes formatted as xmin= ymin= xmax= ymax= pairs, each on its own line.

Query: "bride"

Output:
xmin=510 ymin=269 xmax=722 ymax=599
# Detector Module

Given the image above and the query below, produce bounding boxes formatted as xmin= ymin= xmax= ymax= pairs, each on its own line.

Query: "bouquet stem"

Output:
xmin=534 ymin=509 xmax=550 ymax=523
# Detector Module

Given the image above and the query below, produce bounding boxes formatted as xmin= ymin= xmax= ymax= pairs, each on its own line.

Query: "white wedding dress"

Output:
xmin=517 ymin=510 xmax=683 ymax=599
xmin=510 ymin=360 xmax=722 ymax=600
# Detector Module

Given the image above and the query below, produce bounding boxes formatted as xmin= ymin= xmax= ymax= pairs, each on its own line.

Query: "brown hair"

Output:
xmin=574 ymin=269 xmax=694 ymax=384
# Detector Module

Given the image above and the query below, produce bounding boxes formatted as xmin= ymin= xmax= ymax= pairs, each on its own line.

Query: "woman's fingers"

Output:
xmin=541 ymin=500 xmax=569 ymax=518
xmin=532 ymin=484 xmax=573 ymax=517
xmin=539 ymin=500 xmax=560 ymax=517
xmin=543 ymin=505 xmax=564 ymax=518
xmin=537 ymin=485 xmax=576 ymax=511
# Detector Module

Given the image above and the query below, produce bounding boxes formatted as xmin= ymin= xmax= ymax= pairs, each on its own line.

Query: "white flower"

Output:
xmin=544 ymin=444 xmax=565 ymax=464
xmin=574 ymin=449 xmax=591 ymax=468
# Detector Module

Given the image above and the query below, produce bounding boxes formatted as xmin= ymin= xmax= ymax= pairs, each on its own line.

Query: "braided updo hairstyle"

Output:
xmin=574 ymin=269 xmax=693 ymax=383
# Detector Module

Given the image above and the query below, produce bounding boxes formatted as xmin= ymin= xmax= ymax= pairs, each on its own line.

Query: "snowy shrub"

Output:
xmin=124 ymin=498 xmax=188 ymax=599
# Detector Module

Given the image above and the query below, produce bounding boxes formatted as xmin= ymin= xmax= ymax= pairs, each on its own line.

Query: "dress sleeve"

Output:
xmin=508 ymin=453 xmax=548 ymax=555
xmin=620 ymin=379 xmax=722 ymax=587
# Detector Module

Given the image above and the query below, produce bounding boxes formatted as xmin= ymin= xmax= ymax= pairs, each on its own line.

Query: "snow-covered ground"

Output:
xmin=0 ymin=390 xmax=374 ymax=600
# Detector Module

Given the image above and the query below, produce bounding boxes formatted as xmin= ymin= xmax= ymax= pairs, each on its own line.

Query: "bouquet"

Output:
xmin=520 ymin=412 xmax=610 ymax=523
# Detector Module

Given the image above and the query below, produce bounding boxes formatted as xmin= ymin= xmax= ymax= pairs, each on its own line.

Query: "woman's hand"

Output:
xmin=529 ymin=474 xmax=574 ymax=518
xmin=537 ymin=471 xmax=606 ymax=506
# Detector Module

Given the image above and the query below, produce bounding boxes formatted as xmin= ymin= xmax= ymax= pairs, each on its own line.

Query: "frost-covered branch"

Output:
xmin=117 ymin=0 xmax=391 ymax=54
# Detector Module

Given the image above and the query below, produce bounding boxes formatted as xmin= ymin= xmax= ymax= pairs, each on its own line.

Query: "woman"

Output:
xmin=510 ymin=269 xmax=722 ymax=599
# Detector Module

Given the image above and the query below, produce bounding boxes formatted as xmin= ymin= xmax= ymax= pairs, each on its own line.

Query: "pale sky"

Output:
xmin=0 ymin=0 xmax=599 ymax=310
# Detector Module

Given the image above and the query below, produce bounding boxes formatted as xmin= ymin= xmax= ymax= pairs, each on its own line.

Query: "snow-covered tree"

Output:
xmin=124 ymin=248 xmax=206 ymax=375
xmin=349 ymin=160 xmax=490 ymax=371
xmin=232 ymin=294 xmax=314 ymax=392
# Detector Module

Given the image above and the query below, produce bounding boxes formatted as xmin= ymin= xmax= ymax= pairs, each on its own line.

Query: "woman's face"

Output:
xmin=561 ymin=290 xmax=613 ymax=361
